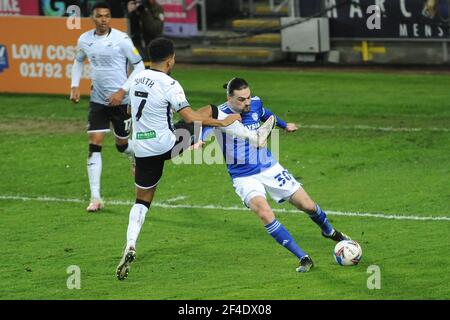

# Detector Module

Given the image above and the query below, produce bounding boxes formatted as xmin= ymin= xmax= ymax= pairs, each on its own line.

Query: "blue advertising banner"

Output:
xmin=0 ymin=45 xmax=9 ymax=73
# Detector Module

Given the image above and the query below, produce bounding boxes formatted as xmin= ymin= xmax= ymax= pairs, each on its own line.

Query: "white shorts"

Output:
xmin=232 ymin=163 xmax=302 ymax=207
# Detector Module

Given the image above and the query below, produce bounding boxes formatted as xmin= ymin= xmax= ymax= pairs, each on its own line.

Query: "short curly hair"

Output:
xmin=147 ymin=38 xmax=175 ymax=63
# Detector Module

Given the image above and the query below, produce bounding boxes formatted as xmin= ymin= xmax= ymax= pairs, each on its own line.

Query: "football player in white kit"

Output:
xmin=70 ymin=2 xmax=145 ymax=212
xmin=116 ymin=38 xmax=276 ymax=280
xmin=200 ymin=78 xmax=352 ymax=273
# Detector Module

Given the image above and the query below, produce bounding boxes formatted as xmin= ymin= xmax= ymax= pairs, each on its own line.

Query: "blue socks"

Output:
xmin=308 ymin=204 xmax=334 ymax=236
xmin=263 ymin=204 xmax=333 ymax=260
xmin=265 ymin=219 xmax=307 ymax=260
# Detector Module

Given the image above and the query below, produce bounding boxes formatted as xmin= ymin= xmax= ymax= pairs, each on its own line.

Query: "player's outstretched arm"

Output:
xmin=201 ymin=110 xmax=274 ymax=148
xmin=191 ymin=104 xmax=258 ymax=140
xmin=261 ymin=107 xmax=297 ymax=132
xmin=199 ymin=120 xmax=260 ymax=148
xmin=285 ymin=123 xmax=298 ymax=132
xmin=178 ymin=107 xmax=241 ymax=127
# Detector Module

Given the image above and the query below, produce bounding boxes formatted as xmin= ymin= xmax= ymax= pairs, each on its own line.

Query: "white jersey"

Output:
xmin=74 ymin=28 xmax=143 ymax=105
xmin=130 ymin=69 xmax=190 ymax=157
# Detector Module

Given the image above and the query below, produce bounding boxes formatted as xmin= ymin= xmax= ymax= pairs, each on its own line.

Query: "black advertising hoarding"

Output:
xmin=300 ymin=0 xmax=450 ymax=39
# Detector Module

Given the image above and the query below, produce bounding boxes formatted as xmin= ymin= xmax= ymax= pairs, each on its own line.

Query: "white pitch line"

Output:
xmin=164 ymin=196 xmax=188 ymax=203
xmin=301 ymin=124 xmax=450 ymax=133
xmin=1 ymin=195 xmax=449 ymax=222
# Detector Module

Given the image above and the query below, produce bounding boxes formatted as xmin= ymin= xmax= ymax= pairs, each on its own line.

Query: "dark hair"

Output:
xmin=148 ymin=37 xmax=175 ymax=63
xmin=223 ymin=77 xmax=249 ymax=96
xmin=91 ymin=1 xmax=112 ymax=14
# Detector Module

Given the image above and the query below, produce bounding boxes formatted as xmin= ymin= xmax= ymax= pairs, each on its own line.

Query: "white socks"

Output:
xmin=87 ymin=152 xmax=102 ymax=200
xmin=126 ymin=204 xmax=149 ymax=249
xmin=87 ymin=140 xmax=133 ymax=202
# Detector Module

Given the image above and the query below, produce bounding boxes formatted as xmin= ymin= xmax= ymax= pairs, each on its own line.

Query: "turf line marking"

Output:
xmin=164 ymin=196 xmax=188 ymax=203
xmin=301 ymin=124 xmax=450 ymax=133
xmin=1 ymin=195 xmax=449 ymax=222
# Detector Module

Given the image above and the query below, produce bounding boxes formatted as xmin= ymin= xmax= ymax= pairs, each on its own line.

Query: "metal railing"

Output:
xmin=248 ymin=0 xmax=298 ymax=17
xmin=180 ymin=0 xmax=300 ymax=34
xmin=269 ymin=0 xmax=295 ymax=15
xmin=182 ymin=0 xmax=207 ymax=33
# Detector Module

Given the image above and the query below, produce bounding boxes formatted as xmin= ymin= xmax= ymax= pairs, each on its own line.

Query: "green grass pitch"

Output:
xmin=0 ymin=66 xmax=449 ymax=299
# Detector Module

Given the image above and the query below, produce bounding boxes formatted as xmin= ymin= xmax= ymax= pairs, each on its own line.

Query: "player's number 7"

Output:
xmin=134 ymin=91 xmax=149 ymax=122
xmin=136 ymin=99 xmax=146 ymax=121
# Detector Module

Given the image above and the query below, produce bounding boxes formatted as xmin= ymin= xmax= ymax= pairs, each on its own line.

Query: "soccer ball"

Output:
xmin=334 ymin=240 xmax=362 ymax=266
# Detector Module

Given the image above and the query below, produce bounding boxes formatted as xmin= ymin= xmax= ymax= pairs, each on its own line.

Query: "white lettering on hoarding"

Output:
xmin=349 ymin=0 xmax=363 ymax=18
xmin=0 ymin=0 xmax=20 ymax=14
xmin=325 ymin=0 xmax=338 ymax=18
xmin=12 ymin=44 xmax=43 ymax=60
xmin=11 ymin=44 xmax=77 ymax=61
xmin=400 ymin=0 xmax=412 ymax=18
xmin=399 ymin=24 xmax=408 ymax=37
xmin=158 ymin=0 xmax=183 ymax=5
xmin=10 ymin=43 xmax=88 ymax=80
xmin=46 ymin=45 xmax=76 ymax=61
xmin=375 ymin=0 xmax=386 ymax=13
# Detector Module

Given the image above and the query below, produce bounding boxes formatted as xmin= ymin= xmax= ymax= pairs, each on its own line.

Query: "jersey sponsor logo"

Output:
xmin=134 ymin=91 xmax=148 ymax=98
xmin=244 ymin=122 xmax=261 ymax=130
xmin=0 ymin=45 xmax=9 ymax=73
xmin=136 ymin=131 xmax=156 ymax=140
xmin=132 ymin=47 xmax=140 ymax=56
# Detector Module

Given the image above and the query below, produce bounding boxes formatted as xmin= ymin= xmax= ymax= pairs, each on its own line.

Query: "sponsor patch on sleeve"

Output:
xmin=175 ymin=92 xmax=186 ymax=103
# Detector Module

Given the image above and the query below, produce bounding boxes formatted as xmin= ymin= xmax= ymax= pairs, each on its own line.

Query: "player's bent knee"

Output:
xmin=300 ymin=197 xmax=317 ymax=213
xmin=257 ymin=208 xmax=275 ymax=224
xmin=304 ymin=204 xmax=317 ymax=214
xmin=294 ymin=201 xmax=316 ymax=214
xmin=249 ymin=197 xmax=274 ymax=220
xmin=290 ymin=190 xmax=316 ymax=213
xmin=116 ymin=143 xmax=128 ymax=153
xmin=136 ymin=186 xmax=156 ymax=203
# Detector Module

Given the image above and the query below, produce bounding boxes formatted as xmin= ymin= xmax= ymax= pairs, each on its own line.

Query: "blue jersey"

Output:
xmin=206 ymin=96 xmax=285 ymax=179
